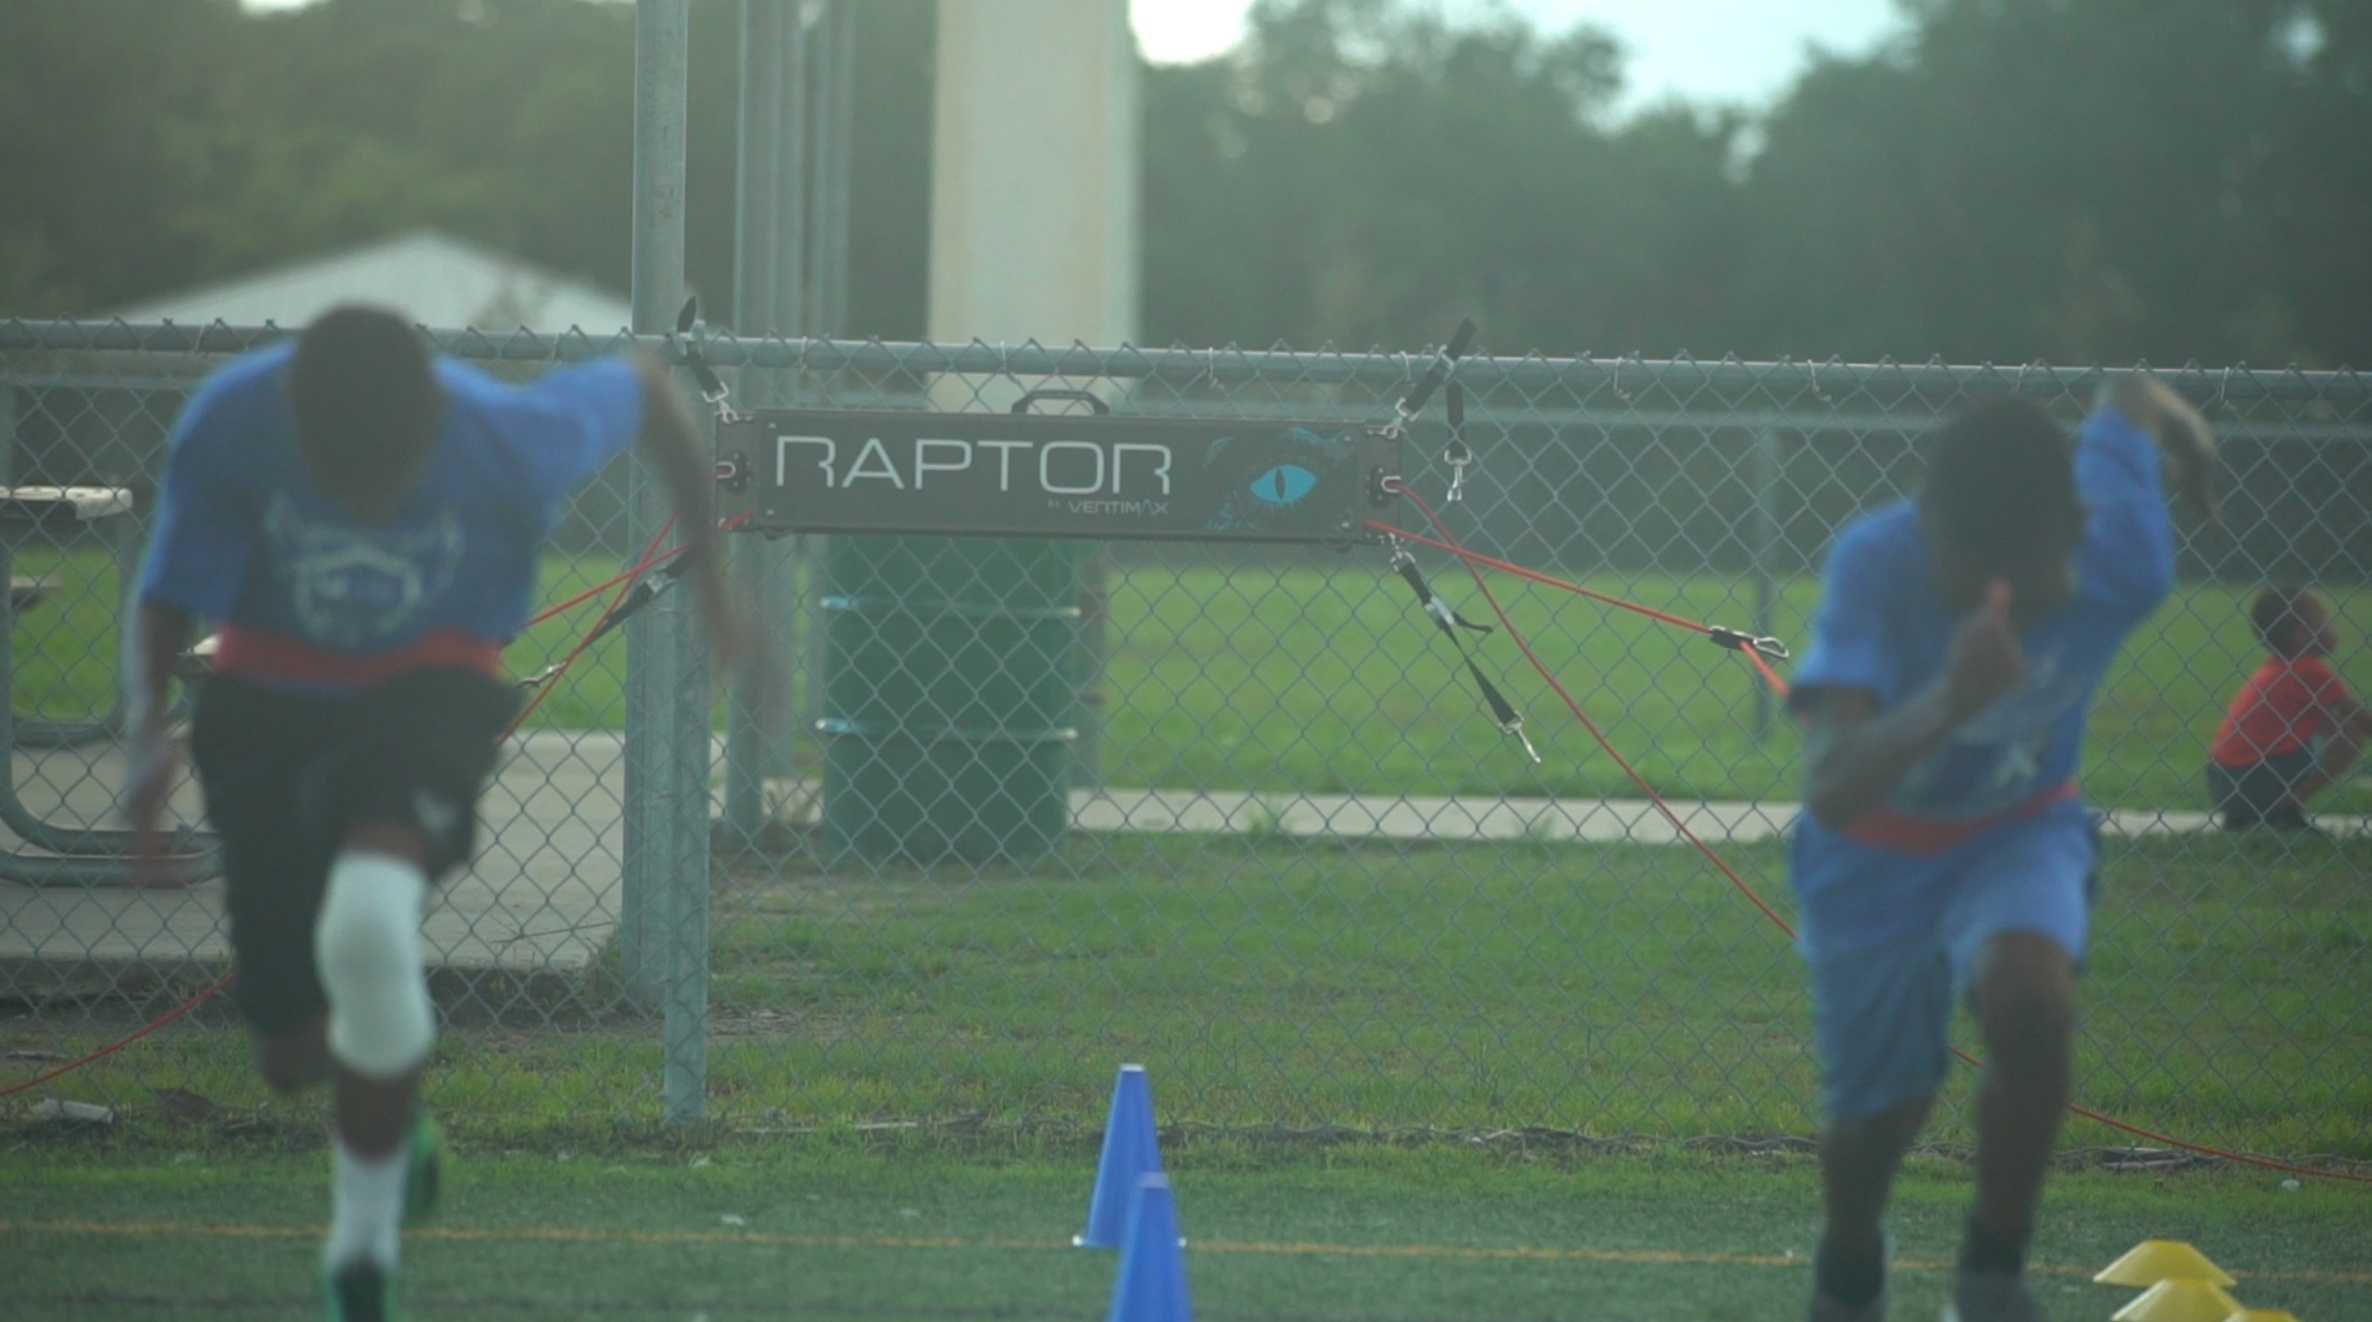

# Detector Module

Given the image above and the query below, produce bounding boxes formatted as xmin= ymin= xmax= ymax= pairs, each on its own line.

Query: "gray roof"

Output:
xmin=112 ymin=229 xmax=631 ymax=334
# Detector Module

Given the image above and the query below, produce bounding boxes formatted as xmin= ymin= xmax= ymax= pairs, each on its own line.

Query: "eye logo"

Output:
xmin=1250 ymin=463 xmax=1319 ymax=507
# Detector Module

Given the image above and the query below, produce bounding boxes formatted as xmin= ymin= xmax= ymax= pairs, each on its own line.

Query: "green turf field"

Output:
xmin=21 ymin=832 xmax=2369 ymax=1158
xmin=6 ymin=554 xmax=2370 ymax=1317
xmin=2 ymin=1145 xmax=2364 ymax=1320
xmin=12 ymin=550 xmax=2371 ymax=812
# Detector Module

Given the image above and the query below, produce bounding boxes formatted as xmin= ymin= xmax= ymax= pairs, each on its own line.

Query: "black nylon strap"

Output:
xmin=1393 ymin=557 xmax=1493 ymax=637
xmin=671 ymin=295 xmax=735 ymax=418
xmin=1388 ymin=549 xmax=1537 ymax=762
xmin=583 ymin=555 xmax=691 ymax=647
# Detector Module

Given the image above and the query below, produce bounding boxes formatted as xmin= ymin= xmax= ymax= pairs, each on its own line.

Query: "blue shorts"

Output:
xmin=1805 ymin=812 xmax=2099 ymax=1121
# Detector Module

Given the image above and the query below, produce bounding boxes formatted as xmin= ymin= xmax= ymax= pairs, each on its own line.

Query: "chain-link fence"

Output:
xmin=3 ymin=319 xmax=2367 ymax=1160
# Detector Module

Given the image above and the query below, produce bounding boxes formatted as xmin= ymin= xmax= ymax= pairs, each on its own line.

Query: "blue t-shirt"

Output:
xmin=138 ymin=346 xmax=644 ymax=691
xmin=1787 ymin=408 xmax=2176 ymax=950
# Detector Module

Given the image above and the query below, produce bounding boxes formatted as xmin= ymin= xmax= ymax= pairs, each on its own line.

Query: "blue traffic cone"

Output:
xmin=1077 ymin=1064 xmax=1162 ymax=1248
xmin=1107 ymin=1173 xmax=1191 ymax=1322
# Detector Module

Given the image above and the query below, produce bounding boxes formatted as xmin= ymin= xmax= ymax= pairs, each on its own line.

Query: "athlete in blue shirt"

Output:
xmin=1790 ymin=377 xmax=2214 ymax=1322
xmin=125 ymin=306 xmax=750 ymax=1322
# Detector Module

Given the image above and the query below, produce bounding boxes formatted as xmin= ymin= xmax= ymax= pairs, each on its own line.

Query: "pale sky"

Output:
xmin=241 ymin=0 xmax=1905 ymax=116
xmin=1132 ymin=0 xmax=1905 ymax=114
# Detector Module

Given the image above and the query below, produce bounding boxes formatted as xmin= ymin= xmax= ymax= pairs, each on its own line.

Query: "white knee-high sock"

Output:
xmin=324 ymin=1140 xmax=407 ymax=1270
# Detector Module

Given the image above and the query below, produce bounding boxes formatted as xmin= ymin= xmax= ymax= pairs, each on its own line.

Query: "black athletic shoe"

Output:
xmin=2265 ymin=805 xmax=2323 ymax=835
xmin=321 ymin=1261 xmax=398 ymax=1322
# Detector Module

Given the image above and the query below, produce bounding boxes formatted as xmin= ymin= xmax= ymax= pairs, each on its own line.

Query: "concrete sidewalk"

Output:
xmin=1062 ymin=787 xmax=2370 ymax=844
xmin=6 ymin=730 xmax=2359 ymax=1002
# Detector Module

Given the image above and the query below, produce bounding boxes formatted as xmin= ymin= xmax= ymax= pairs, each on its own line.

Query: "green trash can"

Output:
xmin=820 ymin=535 xmax=1079 ymax=864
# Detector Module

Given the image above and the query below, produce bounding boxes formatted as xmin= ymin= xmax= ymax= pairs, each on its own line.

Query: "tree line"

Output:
xmin=4 ymin=0 xmax=2366 ymax=367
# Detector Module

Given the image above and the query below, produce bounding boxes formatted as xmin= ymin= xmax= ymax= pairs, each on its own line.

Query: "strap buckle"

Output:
xmin=672 ymin=296 xmax=741 ymax=424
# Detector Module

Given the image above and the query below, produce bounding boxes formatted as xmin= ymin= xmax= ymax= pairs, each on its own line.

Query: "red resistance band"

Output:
xmin=1382 ymin=482 xmax=2371 ymax=1186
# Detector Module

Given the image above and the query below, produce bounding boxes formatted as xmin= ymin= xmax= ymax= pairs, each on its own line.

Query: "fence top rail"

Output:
xmin=9 ymin=372 xmax=2368 ymax=447
xmin=4 ymin=319 xmax=2365 ymax=406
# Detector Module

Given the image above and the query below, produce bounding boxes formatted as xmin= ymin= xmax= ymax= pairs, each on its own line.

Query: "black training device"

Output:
xmin=715 ymin=393 xmax=1401 ymax=545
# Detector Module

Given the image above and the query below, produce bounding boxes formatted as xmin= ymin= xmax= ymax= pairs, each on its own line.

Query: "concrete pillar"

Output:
xmin=930 ymin=0 xmax=1137 ymax=792
xmin=929 ymin=0 xmax=1139 ymax=351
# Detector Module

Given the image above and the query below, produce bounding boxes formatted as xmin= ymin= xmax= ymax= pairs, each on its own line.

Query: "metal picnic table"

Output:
xmin=0 ymin=484 xmax=212 ymax=886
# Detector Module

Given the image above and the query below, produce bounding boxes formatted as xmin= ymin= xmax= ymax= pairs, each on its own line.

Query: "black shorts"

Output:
xmin=190 ymin=667 xmax=518 ymax=1035
xmin=2205 ymin=747 xmax=2316 ymax=829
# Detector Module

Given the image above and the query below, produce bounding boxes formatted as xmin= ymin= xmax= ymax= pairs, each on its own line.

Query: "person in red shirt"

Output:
xmin=2206 ymin=587 xmax=2371 ymax=830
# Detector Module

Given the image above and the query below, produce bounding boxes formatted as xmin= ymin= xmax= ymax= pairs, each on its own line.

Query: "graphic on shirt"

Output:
xmin=1958 ymin=645 xmax=2079 ymax=792
xmin=1894 ymin=643 xmax=2079 ymax=815
xmin=411 ymin=788 xmax=464 ymax=854
xmin=264 ymin=493 xmax=464 ymax=649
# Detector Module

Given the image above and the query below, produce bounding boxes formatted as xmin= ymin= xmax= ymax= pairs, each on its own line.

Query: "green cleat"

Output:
xmin=321 ymin=1260 xmax=398 ymax=1322
xmin=401 ymin=1113 xmax=443 ymax=1227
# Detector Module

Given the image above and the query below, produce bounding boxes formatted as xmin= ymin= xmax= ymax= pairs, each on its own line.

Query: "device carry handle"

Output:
xmin=1009 ymin=388 xmax=1113 ymax=416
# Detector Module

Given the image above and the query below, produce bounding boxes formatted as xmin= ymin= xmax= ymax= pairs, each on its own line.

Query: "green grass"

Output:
xmin=7 ymin=551 xmax=2366 ymax=1160
xmin=1098 ymin=561 xmax=2372 ymax=811
xmin=15 ymin=549 xmax=2367 ymax=810
xmin=4 ymin=548 xmax=637 ymax=733
xmin=18 ymin=832 xmax=2368 ymax=1158
xmin=2 ymin=1145 xmax=2365 ymax=1320
xmin=698 ymin=831 xmax=2372 ymax=1156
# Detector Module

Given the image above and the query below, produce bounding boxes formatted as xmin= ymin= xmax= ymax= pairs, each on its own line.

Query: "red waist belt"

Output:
xmin=213 ymin=624 xmax=502 ymax=688
xmin=1841 ymin=780 xmax=2079 ymax=855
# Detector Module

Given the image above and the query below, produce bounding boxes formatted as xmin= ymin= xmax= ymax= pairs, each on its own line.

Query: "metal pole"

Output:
xmin=1075 ymin=546 xmax=1107 ymax=788
xmin=629 ymin=0 xmax=707 ymax=1124
xmin=733 ymin=0 xmax=782 ymax=341
xmin=800 ymin=0 xmax=847 ymax=751
xmin=777 ymin=5 xmax=809 ymax=351
xmin=724 ymin=0 xmax=785 ymax=852
xmin=772 ymin=4 xmax=811 ymax=836
xmin=665 ymin=418 xmax=715 ymax=1126
xmin=807 ymin=0 xmax=853 ymax=338
xmin=820 ymin=0 xmax=856 ymax=338
xmin=1750 ymin=429 xmax=1781 ymax=744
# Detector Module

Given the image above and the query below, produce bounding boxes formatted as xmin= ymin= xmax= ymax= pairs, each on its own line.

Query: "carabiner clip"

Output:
xmin=1443 ymin=379 xmax=1472 ymax=503
xmin=1708 ymin=626 xmax=1791 ymax=661
xmin=1502 ymin=717 xmax=1541 ymax=764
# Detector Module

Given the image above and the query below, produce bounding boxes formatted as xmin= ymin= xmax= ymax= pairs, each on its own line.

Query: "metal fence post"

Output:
xmin=724 ymin=0 xmax=786 ymax=852
xmin=663 ymin=418 xmax=716 ymax=1127
xmin=813 ymin=0 xmax=854 ymax=339
xmin=777 ymin=4 xmax=808 ymax=345
xmin=629 ymin=0 xmax=709 ymax=1125
xmin=1750 ymin=428 xmax=1781 ymax=743
xmin=771 ymin=4 xmax=812 ymax=836
xmin=770 ymin=5 xmax=811 ymax=834
xmin=734 ymin=0 xmax=783 ymax=340
xmin=799 ymin=0 xmax=850 ymax=753
xmin=802 ymin=1 xmax=837 ymax=340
